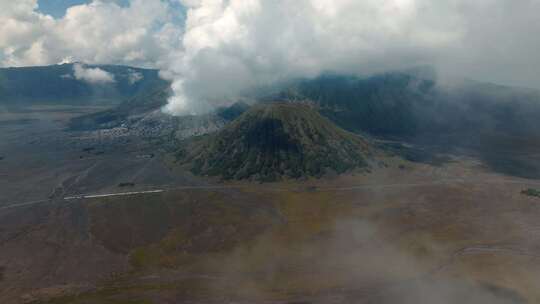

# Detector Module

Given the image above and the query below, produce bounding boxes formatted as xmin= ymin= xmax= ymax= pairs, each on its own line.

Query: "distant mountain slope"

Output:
xmin=178 ymin=103 xmax=372 ymax=181
xmin=273 ymin=70 xmax=540 ymax=179
xmin=277 ymin=73 xmax=429 ymax=137
xmin=0 ymin=63 xmax=168 ymax=105
xmin=276 ymin=71 xmax=540 ymax=142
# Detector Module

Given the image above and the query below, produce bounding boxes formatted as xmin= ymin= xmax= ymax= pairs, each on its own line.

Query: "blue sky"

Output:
xmin=38 ymin=0 xmax=130 ymax=18
xmin=38 ymin=0 xmax=89 ymax=18
xmin=37 ymin=0 xmax=184 ymax=21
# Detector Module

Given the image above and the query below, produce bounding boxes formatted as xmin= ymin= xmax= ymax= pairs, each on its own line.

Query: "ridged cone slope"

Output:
xmin=179 ymin=103 xmax=373 ymax=181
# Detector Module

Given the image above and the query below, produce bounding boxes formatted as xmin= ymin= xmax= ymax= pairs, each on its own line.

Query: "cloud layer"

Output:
xmin=2 ymin=0 xmax=540 ymax=114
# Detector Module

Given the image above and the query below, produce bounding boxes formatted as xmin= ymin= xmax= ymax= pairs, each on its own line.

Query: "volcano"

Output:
xmin=178 ymin=103 xmax=373 ymax=181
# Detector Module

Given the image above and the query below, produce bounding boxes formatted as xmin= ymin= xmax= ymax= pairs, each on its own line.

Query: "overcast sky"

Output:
xmin=1 ymin=0 xmax=540 ymax=114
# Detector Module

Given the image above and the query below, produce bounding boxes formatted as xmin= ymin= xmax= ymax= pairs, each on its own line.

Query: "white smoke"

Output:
xmin=161 ymin=0 xmax=540 ymax=115
xmin=162 ymin=0 xmax=465 ymax=115
xmin=73 ymin=63 xmax=115 ymax=84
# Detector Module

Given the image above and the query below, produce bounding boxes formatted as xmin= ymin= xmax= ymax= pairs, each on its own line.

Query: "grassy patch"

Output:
xmin=378 ymin=142 xmax=452 ymax=166
xmin=38 ymin=186 xmax=474 ymax=303
xmin=86 ymin=190 xmax=280 ymax=272
xmin=522 ymin=188 xmax=540 ymax=198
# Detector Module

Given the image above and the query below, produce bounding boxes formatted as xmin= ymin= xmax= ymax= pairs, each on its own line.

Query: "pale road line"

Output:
xmin=63 ymin=189 xmax=165 ymax=200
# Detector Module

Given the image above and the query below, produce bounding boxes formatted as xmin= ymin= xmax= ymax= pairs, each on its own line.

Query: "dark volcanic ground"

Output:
xmin=0 ymin=105 xmax=202 ymax=208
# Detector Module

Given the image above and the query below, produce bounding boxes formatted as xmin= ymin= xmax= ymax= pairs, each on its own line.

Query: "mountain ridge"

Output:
xmin=0 ymin=63 xmax=168 ymax=105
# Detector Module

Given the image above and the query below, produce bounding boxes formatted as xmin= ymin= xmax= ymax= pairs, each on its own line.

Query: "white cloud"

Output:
xmin=73 ymin=63 xmax=115 ymax=84
xmin=0 ymin=0 xmax=55 ymax=66
xmin=0 ymin=0 xmax=175 ymax=68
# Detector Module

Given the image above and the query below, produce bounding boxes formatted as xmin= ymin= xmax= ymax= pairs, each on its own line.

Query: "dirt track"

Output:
xmin=2 ymin=177 xmax=540 ymax=212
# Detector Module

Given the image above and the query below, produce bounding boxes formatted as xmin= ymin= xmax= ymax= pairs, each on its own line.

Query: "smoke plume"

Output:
xmin=161 ymin=0 xmax=540 ymax=115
